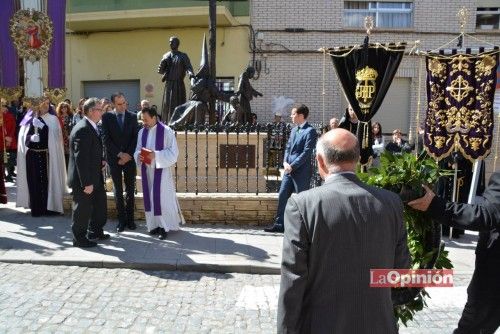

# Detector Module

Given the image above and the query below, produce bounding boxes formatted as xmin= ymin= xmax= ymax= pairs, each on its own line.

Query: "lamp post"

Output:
xmin=208 ymin=0 xmax=217 ymax=124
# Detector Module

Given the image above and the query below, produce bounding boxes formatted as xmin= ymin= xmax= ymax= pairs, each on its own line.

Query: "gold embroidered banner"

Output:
xmin=425 ymin=48 xmax=499 ymax=162
xmin=329 ymin=43 xmax=406 ymax=165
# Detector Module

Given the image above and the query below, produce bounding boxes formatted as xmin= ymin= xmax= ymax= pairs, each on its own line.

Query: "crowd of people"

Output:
xmin=275 ymin=124 xmax=499 ymax=333
xmin=259 ymin=104 xmax=497 ymax=333
xmin=1 ymin=97 xmax=499 ymax=332
xmin=0 ymin=92 xmax=181 ymax=248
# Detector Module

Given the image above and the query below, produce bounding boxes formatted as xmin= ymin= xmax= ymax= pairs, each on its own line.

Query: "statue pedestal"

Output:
xmin=135 ymin=131 xmax=279 ymax=194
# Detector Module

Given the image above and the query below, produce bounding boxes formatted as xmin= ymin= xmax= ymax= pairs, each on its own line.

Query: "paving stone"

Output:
xmin=0 ymin=263 xmax=473 ymax=333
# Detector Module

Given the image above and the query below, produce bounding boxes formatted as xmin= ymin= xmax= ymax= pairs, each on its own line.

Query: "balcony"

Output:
xmin=66 ymin=0 xmax=249 ymax=32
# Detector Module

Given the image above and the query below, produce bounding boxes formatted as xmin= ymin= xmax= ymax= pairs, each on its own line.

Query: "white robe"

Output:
xmin=134 ymin=124 xmax=184 ymax=232
xmin=16 ymin=113 xmax=67 ymax=213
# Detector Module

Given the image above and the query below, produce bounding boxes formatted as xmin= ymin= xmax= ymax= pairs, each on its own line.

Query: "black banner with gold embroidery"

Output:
xmin=330 ymin=43 xmax=406 ymax=165
xmin=425 ymin=48 xmax=499 ymax=162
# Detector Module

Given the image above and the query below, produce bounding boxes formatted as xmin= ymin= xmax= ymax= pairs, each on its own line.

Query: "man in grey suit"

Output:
xmin=278 ymin=128 xmax=410 ymax=333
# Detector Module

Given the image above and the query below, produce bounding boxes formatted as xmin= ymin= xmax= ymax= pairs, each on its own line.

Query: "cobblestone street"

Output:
xmin=0 ymin=263 xmax=473 ymax=333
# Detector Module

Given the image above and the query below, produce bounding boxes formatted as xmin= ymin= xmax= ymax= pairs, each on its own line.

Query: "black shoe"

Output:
xmin=264 ymin=224 xmax=284 ymax=233
xmin=88 ymin=233 xmax=111 ymax=241
xmin=5 ymin=176 xmax=13 ymax=182
xmin=149 ymin=227 xmax=160 ymax=235
xmin=127 ymin=221 xmax=137 ymax=230
xmin=158 ymin=229 xmax=168 ymax=240
xmin=73 ymin=239 xmax=97 ymax=248
xmin=116 ymin=223 xmax=126 ymax=232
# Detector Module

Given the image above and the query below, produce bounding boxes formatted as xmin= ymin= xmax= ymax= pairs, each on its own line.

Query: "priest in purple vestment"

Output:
xmin=134 ymin=107 xmax=184 ymax=240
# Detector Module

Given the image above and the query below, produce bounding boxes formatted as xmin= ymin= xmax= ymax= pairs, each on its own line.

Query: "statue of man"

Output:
xmin=236 ymin=66 xmax=263 ymax=124
xmin=168 ymin=35 xmax=228 ymax=127
xmin=158 ymin=36 xmax=194 ymax=123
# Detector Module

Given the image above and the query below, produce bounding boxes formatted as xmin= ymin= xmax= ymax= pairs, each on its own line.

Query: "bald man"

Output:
xmin=278 ymin=128 xmax=410 ymax=334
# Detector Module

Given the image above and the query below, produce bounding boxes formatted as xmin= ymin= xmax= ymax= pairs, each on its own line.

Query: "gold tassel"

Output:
xmin=360 ymin=122 xmax=369 ymax=149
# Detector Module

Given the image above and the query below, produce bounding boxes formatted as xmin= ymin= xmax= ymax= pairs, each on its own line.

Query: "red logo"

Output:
xmin=370 ymin=269 xmax=454 ymax=288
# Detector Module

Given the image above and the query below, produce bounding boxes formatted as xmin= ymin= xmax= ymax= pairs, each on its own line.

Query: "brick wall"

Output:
xmin=63 ymin=193 xmax=278 ymax=226
xmin=249 ymin=0 xmax=498 ymax=125
xmin=177 ymin=193 xmax=277 ymax=226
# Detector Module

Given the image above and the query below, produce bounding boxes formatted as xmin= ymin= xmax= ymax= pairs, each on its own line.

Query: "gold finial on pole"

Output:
xmin=457 ymin=6 xmax=469 ymax=34
xmin=364 ymin=16 xmax=374 ymax=35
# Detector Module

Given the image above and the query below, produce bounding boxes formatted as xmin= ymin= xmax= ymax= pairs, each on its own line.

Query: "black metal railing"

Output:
xmin=167 ymin=122 xmax=323 ymax=194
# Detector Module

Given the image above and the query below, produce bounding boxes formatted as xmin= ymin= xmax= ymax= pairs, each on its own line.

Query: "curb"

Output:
xmin=0 ymin=258 xmax=281 ymax=275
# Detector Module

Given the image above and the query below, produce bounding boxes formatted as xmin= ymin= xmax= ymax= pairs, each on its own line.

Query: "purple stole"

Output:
xmin=20 ymin=110 xmax=34 ymax=126
xmin=141 ymin=123 xmax=165 ymax=216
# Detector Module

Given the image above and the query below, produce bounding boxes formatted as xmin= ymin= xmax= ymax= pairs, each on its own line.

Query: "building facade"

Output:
xmin=249 ymin=0 xmax=499 ymax=128
xmin=62 ymin=1 xmax=499 ymax=174
xmin=65 ymin=0 xmax=251 ymax=113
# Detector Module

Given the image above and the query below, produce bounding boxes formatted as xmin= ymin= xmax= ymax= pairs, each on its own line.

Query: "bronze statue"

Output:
xmin=158 ymin=36 xmax=194 ymax=122
xmin=236 ymin=66 xmax=263 ymax=124
xmin=168 ymin=35 xmax=228 ymax=127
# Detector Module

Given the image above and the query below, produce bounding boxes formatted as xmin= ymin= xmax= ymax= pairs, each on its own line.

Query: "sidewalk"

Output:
xmin=1 ymin=183 xmax=283 ymax=274
xmin=0 ymin=182 xmax=477 ymax=275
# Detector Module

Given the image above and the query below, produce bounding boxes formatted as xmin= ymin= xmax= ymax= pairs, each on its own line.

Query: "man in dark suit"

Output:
xmin=264 ymin=104 xmax=317 ymax=233
xmin=68 ymin=98 xmax=108 ymax=248
xmin=278 ymin=128 xmax=410 ymax=333
xmin=101 ymin=92 xmax=139 ymax=232
xmin=409 ymin=173 xmax=500 ymax=334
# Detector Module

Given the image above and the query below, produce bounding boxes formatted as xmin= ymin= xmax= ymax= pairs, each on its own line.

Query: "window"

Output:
xmin=344 ymin=1 xmax=413 ymax=29
xmin=476 ymin=7 xmax=500 ymax=30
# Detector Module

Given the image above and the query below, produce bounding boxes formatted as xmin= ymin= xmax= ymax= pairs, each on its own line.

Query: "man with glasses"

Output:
xmin=101 ymin=92 xmax=139 ymax=233
xmin=68 ymin=98 xmax=108 ymax=247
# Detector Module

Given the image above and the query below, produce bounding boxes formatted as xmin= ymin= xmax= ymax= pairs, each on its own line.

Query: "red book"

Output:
xmin=140 ymin=148 xmax=153 ymax=165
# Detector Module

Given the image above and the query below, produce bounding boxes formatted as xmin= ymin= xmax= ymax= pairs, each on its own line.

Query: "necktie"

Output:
xmin=117 ymin=113 xmax=124 ymax=129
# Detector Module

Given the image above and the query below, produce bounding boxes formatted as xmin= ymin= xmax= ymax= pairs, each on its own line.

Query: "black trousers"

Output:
xmin=26 ymin=150 xmax=49 ymax=217
xmin=454 ymin=252 xmax=500 ymax=334
xmin=109 ymin=160 xmax=136 ymax=225
xmin=6 ymin=150 xmax=16 ymax=175
xmin=454 ymin=301 xmax=500 ymax=334
xmin=71 ymin=182 xmax=107 ymax=241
